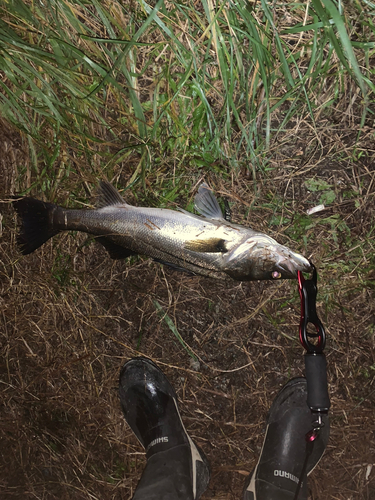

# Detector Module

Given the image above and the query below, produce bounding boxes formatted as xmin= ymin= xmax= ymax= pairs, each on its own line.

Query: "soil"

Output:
xmin=0 ymin=115 xmax=375 ymax=499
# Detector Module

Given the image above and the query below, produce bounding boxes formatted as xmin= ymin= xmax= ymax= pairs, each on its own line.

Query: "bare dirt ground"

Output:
xmin=0 ymin=112 xmax=375 ymax=499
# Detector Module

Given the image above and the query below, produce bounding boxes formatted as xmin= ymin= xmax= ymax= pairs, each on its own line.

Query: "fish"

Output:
xmin=13 ymin=181 xmax=312 ymax=280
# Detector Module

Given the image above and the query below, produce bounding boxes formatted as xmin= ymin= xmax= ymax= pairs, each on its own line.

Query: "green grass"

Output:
xmin=1 ymin=0 xmax=373 ymax=185
xmin=153 ymin=299 xmax=197 ymax=360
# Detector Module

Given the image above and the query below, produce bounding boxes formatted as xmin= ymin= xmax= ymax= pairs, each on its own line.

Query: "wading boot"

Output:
xmin=243 ymin=378 xmax=329 ymax=500
xmin=119 ymin=357 xmax=210 ymax=500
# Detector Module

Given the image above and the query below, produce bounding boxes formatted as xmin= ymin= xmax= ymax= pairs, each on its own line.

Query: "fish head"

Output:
xmin=223 ymin=234 xmax=312 ymax=281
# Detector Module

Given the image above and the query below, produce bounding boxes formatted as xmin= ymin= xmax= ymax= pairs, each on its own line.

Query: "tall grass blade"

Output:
xmin=153 ymin=300 xmax=197 ymax=360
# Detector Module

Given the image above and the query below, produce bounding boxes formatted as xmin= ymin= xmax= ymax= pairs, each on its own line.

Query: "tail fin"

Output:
xmin=13 ymin=197 xmax=60 ymax=255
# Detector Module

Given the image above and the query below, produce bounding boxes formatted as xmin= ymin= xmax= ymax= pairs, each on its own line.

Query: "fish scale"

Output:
xmin=67 ymin=206 xmax=240 ymax=276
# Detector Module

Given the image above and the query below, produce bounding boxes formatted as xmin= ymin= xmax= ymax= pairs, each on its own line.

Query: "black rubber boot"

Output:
xmin=243 ymin=378 xmax=329 ymax=500
xmin=119 ymin=357 xmax=210 ymax=500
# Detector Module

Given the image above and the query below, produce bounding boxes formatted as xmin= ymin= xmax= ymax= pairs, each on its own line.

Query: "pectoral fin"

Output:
xmin=153 ymin=258 xmax=196 ymax=275
xmin=184 ymin=238 xmax=227 ymax=253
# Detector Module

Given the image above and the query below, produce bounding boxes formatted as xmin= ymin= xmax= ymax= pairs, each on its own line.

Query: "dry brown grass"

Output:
xmin=1 ymin=92 xmax=375 ymax=500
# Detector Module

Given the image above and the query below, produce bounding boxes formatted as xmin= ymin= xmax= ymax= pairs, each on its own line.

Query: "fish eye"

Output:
xmin=272 ymin=271 xmax=282 ymax=279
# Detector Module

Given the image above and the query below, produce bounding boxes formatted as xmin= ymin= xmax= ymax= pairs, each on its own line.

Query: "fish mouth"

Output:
xmin=276 ymin=256 xmax=312 ymax=278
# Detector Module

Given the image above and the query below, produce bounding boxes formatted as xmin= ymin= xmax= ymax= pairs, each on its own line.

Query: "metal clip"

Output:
xmin=297 ymin=263 xmax=326 ymax=353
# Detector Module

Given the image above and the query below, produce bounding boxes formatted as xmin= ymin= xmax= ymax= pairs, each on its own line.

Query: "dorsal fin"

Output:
xmin=194 ymin=183 xmax=224 ymax=220
xmin=97 ymin=181 xmax=127 ymax=207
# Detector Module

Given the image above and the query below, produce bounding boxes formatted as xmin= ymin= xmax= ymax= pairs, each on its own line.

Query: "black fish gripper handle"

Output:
xmin=305 ymin=352 xmax=330 ymax=413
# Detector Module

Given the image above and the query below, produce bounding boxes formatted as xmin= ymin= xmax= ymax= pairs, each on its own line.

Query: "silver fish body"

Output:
xmin=14 ymin=182 xmax=312 ymax=280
